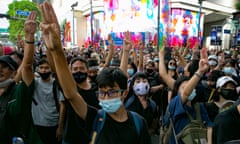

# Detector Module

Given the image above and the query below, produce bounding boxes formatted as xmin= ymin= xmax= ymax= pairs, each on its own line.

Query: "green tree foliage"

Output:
xmin=7 ymin=0 xmax=41 ymax=42
xmin=236 ymin=2 xmax=240 ymax=11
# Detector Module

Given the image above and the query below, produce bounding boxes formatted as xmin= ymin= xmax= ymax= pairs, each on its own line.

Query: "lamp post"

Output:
xmin=71 ymin=2 xmax=78 ymax=45
xmin=90 ymin=0 xmax=94 ymax=47
xmin=198 ymin=0 xmax=204 ymax=48
xmin=157 ymin=0 xmax=160 ymax=51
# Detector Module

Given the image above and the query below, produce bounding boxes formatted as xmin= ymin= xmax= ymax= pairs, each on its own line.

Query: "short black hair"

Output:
xmin=97 ymin=67 xmax=127 ymax=90
xmin=128 ymin=62 xmax=137 ymax=74
xmin=9 ymin=51 xmax=24 ymax=60
xmin=171 ymin=76 xmax=190 ymax=99
xmin=70 ymin=57 xmax=88 ymax=69
xmin=37 ymin=59 xmax=49 ymax=66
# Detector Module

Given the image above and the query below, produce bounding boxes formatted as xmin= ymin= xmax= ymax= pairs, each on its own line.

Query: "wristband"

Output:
xmin=194 ymin=72 xmax=202 ymax=79
xmin=25 ymin=40 xmax=34 ymax=44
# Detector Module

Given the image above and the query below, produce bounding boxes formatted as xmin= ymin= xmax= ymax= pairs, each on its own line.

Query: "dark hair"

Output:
xmin=224 ymin=59 xmax=236 ymax=67
xmin=128 ymin=72 xmax=150 ymax=97
xmin=128 ymin=62 xmax=137 ymax=74
xmin=171 ymin=76 xmax=190 ymax=99
xmin=96 ymin=67 xmax=128 ymax=90
xmin=38 ymin=59 xmax=49 ymax=66
xmin=207 ymin=70 xmax=224 ymax=81
xmin=9 ymin=51 xmax=23 ymax=60
xmin=188 ymin=60 xmax=199 ymax=77
xmin=70 ymin=57 xmax=88 ymax=69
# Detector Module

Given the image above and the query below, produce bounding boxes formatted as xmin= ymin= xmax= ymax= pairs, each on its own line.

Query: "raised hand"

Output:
xmin=108 ymin=34 xmax=114 ymax=46
xmin=199 ymin=47 xmax=209 ymax=73
xmin=24 ymin=11 xmax=38 ymax=35
xmin=40 ymin=2 xmax=61 ymax=51
xmin=123 ymin=31 xmax=132 ymax=52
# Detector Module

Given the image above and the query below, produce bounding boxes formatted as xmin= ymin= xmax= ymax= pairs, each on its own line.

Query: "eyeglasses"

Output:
xmin=96 ymin=89 xmax=124 ymax=98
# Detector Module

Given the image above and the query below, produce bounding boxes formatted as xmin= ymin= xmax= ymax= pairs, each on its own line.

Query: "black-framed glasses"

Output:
xmin=96 ymin=89 xmax=124 ymax=98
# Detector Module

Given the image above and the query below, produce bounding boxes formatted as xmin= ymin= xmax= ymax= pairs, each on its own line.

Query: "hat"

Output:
xmin=216 ymin=76 xmax=237 ymax=88
xmin=3 ymin=46 xmax=14 ymax=55
xmin=208 ymin=55 xmax=218 ymax=61
xmin=0 ymin=55 xmax=18 ymax=70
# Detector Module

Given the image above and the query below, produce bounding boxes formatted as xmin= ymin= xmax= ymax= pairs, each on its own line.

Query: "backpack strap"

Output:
xmin=129 ymin=111 xmax=143 ymax=136
xmin=52 ymin=80 xmax=60 ymax=112
xmin=208 ymin=89 xmax=216 ymax=103
xmin=124 ymin=95 xmax=135 ymax=108
xmin=90 ymin=110 xmax=106 ymax=144
xmin=90 ymin=111 xmax=143 ymax=144
xmin=185 ymin=103 xmax=201 ymax=121
xmin=194 ymin=103 xmax=201 ymax=121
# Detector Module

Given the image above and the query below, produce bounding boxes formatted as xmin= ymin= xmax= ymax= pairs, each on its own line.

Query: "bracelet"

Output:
xmin=25 ymin=40 xmax=34 ymax=44
xmin=194 ymin=72 xmax=202 ymax=79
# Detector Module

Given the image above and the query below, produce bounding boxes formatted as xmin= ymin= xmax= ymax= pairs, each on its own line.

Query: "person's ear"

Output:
xmin=121 ymin=89 xmax=129 ymax=100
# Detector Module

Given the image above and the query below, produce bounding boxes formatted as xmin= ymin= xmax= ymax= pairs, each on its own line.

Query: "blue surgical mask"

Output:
xmin=99 ymin=97 xmax=122 ymax=113
xmin=208 ymin=60 xmax=217 ymax=66
xmin=168 ymin=65 xmax=176 ymax=70
xmin=223 ymin=67 xmax=235 ymax=75
xmin=127 ymin=69 xmax=134 ymax=77
xmin=187 ymin=89 xmax=196 ymax=101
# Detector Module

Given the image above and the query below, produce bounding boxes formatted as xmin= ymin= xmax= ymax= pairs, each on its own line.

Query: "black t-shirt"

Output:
xmin=77 ymin=86 xmax=100 ymax=109
xmin=205 ymin=102 xmax=219 ymax=122
xmin=86 ymin=106 xmax=152 ymax=144
xmin=213 ymin=106 xmax=240 ymax=144
xmin=62 ymin=86 xmax=99 ymax=144
xmin=125 ymin=95 xmax=155 ymax=127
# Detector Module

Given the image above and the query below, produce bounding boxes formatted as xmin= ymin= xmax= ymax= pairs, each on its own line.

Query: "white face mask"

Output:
xmin=133 ymin=82 xmax=150 ymax=96
xmin=208 ymin=60 xmax=217 ymax=66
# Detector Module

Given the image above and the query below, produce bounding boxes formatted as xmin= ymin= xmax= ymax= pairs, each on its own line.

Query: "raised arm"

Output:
xmin=103 ymin=34 xmax=114 ymax=67
xmin=158 ymin=46 xmax=175 ymax=89
xmin=138 ymin=42 xmax=144 ymax=72
xmin=40 ymin=2 xmax=87 ymax=120
xmin=21 ymin=11 xmax=37 ymax=86
xmin=120 ymin=31 xmax=132 ymax=76
xmin=181 ymin=48 xmax=209 ymax=103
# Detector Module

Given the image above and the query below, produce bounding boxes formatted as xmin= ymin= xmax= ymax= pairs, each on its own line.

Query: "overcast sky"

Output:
xmin=0 ymin=0 xmax=12 ymax=29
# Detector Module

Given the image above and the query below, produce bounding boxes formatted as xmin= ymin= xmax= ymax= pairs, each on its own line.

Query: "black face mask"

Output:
xmin=72 ymin=71 xmax=88 ymax=84
xmin=220 ymin=88 xmax=238 ymax=101
xmin=146 ymin=69 xmax=154 ymax=74
xmin=38 ymin=72 xmax=51 ymax=80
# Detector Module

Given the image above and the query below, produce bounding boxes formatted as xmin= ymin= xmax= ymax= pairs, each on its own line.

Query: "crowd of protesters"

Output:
xmin=0 ymin=2 xmax=240 ymax=144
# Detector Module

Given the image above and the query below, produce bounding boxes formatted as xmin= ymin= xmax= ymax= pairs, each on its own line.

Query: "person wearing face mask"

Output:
xmin=222 ymin=59 xmax=238 ymax=77
xmin=207 ymin=55 xmax=218 ymax=75
xmin=87 ymin=59 xmax=99 ymax=91
xmin=167 ymin=59 xmax=178 ymax=80
xmin=60 ymin=57 xmax=100 ymax=144
xmin=205 ymin=76 xmax=238 ymax=123
xmin=31 ymin=59 xmax=65 ymax=144
xmin=159 ymin=46 xmax=213 ymax=144
xmin=39 ymin=5 xmax=152 ymax=144
xmin=125 ymin=72 xmax=157 ymax=128
xmin=211 ymin=76 xmax=240 ymax=144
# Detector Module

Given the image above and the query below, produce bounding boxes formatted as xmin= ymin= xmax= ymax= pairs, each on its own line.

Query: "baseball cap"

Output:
xmin=0 ymin=55 xmax=18 ymax=70
xmin=216 ymin=76 xmax=237 ymax=88
xmin=3 ymin=46 xmax=14 ymax=55
xmin=208 ymin=55 xmax=218 ymax=61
